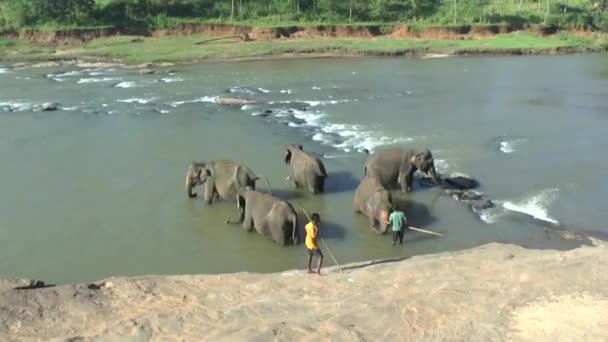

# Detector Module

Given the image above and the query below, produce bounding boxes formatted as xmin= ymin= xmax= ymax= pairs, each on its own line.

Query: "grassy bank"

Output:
xmin=1 ymin=30 xmax=606 ymax=64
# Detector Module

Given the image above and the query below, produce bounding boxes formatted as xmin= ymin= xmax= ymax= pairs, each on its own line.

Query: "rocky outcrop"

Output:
xmin=443 ymin=172 xmax=479 ymax=189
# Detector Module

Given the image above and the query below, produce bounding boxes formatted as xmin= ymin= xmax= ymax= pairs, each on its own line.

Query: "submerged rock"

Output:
xmin=217 ymin=97 xmax=261 ymax=106
xmin=41 ymin=102 xmax=60 ymax=111
xmin=138 ymin=69 xmax=156 ymax=75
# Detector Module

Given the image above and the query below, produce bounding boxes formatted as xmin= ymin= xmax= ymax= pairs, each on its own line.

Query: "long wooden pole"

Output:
xmin=296 ymin=201 xmax=344 ymax=273
xmin=409 ymin=226 xmax=443 ymax=237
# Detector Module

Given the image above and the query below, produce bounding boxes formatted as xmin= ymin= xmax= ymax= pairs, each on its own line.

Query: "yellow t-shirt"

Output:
xmin=305 ymin=222 xmax=318 ymax=250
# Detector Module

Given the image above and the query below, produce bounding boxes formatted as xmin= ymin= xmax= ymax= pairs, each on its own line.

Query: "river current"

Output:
xmin=1 ymin=54 xmax=607 ymax=284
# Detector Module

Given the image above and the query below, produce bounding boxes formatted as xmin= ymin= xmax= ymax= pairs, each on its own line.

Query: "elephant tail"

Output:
xmin=292 ymin=214 xmax=298 ymax=244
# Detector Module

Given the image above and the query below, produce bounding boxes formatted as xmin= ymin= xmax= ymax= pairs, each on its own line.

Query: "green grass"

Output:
xmin=1 ymin=30 xmax=604 ymax=64
xmin=69 ymin=32 xmax=600 ymax=63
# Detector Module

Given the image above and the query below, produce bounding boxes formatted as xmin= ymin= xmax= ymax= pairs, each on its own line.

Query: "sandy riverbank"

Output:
xmin=1 ymin=240 xmax=607 ymax=341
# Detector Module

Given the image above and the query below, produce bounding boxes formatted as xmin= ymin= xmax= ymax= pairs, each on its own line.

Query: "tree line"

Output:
xmin=0 ymin=0 xmax=606 ymax=30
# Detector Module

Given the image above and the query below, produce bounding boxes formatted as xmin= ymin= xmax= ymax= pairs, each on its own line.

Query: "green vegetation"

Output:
xmin=1 ymin=31 xmax=604 ymax=63
xmin=0 ymin=0 xmax=606 ymax=32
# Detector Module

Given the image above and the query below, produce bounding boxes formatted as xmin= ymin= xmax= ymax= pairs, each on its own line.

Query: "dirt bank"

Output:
xmin=0 ymin=23 xmax=591 ymax=47
xmin=1 ymin=240 xmax=607 ymax=341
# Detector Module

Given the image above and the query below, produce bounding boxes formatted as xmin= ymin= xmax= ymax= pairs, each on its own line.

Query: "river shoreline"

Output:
xmin=1 ymin=240 xmax=607 ymax=340
xmin=1 ymin=24 xmax=606 ymax=65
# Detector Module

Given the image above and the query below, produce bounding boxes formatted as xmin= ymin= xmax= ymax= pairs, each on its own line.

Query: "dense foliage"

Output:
xmin=0 ymin=0 xmax=606 ymax=30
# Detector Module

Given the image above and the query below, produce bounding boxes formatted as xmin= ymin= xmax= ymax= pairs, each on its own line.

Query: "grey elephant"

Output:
xmin=185 ymin=160 xmax=258 ymax=203
xmin=230 ymin=187 xmax=299 ymax=246
xmin=363 ymin=147 xmax=441 ymax=193
xmin=353 ymin=176 xmax=393 ymax=234
xmin=284 ymin=144 xmax=328 ymax=194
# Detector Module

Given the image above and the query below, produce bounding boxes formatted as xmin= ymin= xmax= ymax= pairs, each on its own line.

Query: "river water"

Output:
xmin=1 ymin=54 xmax=607 ymax=284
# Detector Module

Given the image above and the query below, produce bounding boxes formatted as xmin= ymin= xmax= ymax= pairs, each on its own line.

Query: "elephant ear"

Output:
xmin=411 ymin=152 xmax=425 ymax=166
xmin=284 ymin=149 xmax=292 ymax=165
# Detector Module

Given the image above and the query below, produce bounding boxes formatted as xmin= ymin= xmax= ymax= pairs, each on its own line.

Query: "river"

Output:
xmin=1 ymin=54 xmax=607 ymax=284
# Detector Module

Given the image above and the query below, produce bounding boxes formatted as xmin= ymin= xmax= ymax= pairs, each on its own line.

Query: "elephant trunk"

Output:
xmin=185 ymin=177 xmax=196 ymax=198
xmin=378 ymin=209 xmax=390 ymax=234
xmin=429 ymin=164 xmax=441 ymax=186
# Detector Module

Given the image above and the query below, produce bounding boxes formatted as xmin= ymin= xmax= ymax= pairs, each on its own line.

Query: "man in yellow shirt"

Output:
xmin=305 ymin=213 xmax=324 ymax=275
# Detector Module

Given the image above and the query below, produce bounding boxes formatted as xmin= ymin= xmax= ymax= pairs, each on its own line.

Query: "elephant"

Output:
xmin=353 ymin=176 xmax=393 ymax=234
xmin=185 ymin=160 xmax=258 ymax=203
xmin=363 ymin=147 xmax=441 ymax=193
xmin=284 ymin=144 xmax=327 ymax=194
xmin=231 ymin=187 xmax=299 ymax=246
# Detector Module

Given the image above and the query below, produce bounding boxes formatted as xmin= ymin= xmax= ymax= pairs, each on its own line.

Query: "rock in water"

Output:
xmin=471 ymin=199 xmax=494 ymax=211
xmin=460 ymin=190 xmax=483 ymax=202
xmin=41 ymin=102 xmax=59 ymax=111
xmin=444 ymin=172 xmax=479 ymax=189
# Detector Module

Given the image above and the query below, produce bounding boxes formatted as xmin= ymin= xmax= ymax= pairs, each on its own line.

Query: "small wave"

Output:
xmin=306 ymin=99 xmax=354 ymax=107
xmin=477 ymin=208 xmax=504 ymax=224
xmin=168 ymin=96 xmax=217 ymax=107
xmin=499 ymin=139 xmax=526 ymax=154
xmin=323 ymin=153 xmax=353 ymax=159
xmin=280 ymin=89 xmax=293 ymax=94
xmin=312 ymin=86 xmax=322 ymax=90
xmin=117 ymin=97 xmax=156 ymax=104
xmin=433 ymin=159 xmax=450 ymax=174
xmin=0 ymin=68 xmax=10 ymax=74
xmin=16 ymin=76 xmax=31 ymax=80
xmin=268 ymin=98 xmax=355 ymax=107
xmin=1 ymin=101 xmax=34 ymax=112
xmin=161 ymin=77 xmax=183 ymax=83
xmin=156 ymin=108 xmax=170 ymax=114
xmin=115 ymin=81 xmax=138 ymax=88
xmin=56 ymin=70 xmax=84 ymax=78
xmin=77 ymin=77 xmax=122 ymax=84
xmin=502 ymin=188 xmax=560 ymax=225
xmin=62 ymin=106 xmax=79 ymax=111
xmin=257 ymin=87 xmax=270 ymax=93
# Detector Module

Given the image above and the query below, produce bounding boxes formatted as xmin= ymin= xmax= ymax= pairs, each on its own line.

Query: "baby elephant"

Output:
xmin=232 ymin=187 xmax=299 ymax=246
xmin=284 ymin=144 xmax=327 ymax=194
xmin=353 ymin=176 xmax=393 ymax=234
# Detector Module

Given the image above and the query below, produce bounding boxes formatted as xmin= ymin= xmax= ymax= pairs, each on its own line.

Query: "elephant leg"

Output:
xmin=242 ymin=212 xmax=254 ymax=232
xmin=270 ymin=223 xmax=287 ymax=246
xmin=368 ymin=214 xmax=376 ymax=232
xmin=203 ymin=183 xmax=214 ymax=204
xmin=353 ymin=197 xmax=361 ymax=213
xmin=306 ymin=174 xmax=318 ymax=194
xmin=317 ymin=176 xmax=325 ymax=193
xmin=404 ymin=172 xmax=414 ymax=193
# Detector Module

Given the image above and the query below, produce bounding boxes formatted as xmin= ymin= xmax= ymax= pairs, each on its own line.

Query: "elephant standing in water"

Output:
xmin=363 ymin=147 xmax=441 ymax=193
xmin=353 ymin=176 xmax=393 ymax=234
xmin=185 ymin=160 xmax=258 ymax=203
xmin=232 ymin=187 xmax=299 ymax=246
xmin=284 ymin=144 xmax=327 ymax=194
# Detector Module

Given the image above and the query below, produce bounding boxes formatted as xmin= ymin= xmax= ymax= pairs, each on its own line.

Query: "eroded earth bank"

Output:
xmin=1 ymin=240 xmax=607 ymax=341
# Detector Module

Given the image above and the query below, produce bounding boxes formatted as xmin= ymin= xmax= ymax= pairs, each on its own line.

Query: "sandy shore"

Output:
xmin=1 ymin=240 xmax=608 ymax=341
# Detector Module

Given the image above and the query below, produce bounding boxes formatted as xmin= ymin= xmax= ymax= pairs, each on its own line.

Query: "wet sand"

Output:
xmin=1 ymin=240 xmax=607 ymax=341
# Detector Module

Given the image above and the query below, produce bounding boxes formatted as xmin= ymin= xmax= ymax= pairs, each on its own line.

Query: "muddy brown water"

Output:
xmin=1 ymin=54 xmax=607 ymax=284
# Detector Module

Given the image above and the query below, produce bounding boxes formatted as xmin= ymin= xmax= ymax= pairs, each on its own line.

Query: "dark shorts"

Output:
xmin=307 ymin=248 xmax=323 ymax=257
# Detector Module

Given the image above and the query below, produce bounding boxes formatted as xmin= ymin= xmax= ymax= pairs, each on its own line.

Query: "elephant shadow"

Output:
xmin=391 ymin=195 xmax=437 ymax=228
xmin=271 ymin=188 xmax=307 ymax=201
xmin=316 ymin=220 xmax=347 ymax=241
xmin=324 ymin=171 xmax=361 ymax=194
